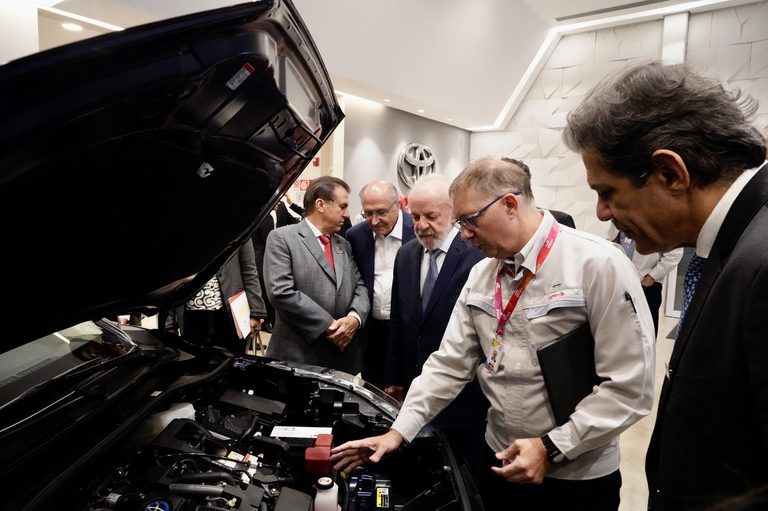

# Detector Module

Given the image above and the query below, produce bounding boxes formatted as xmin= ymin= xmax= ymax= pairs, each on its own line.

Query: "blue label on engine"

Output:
xmin=145 ymin=501 xmax=170 ymax=511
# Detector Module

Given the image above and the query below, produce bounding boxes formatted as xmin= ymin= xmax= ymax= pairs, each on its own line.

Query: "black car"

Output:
xmin=0 ymin=2 xmax=477 ymax=510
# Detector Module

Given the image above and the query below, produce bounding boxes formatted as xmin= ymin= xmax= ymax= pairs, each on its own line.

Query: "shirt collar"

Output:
xmin=305 ymin=218 xmax=324 ymax=238
xmin=696 ymin=161 xmax=766 ymax=258
xmin=502 ymin=210 xmax=553 ymax=276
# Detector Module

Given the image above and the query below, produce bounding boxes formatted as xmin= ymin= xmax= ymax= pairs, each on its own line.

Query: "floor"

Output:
xmin=253 ymin=316 xmax=676 ymax=511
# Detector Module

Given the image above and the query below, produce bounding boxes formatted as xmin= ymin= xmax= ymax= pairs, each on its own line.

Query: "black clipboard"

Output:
xmin=537 ymin=323 xmax=604 ymax=426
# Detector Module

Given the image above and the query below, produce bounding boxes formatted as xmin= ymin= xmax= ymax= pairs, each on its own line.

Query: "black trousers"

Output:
xmin=479 ymin=443 xmax=621 ymax=511
xmin=642 ymin=282 xmax=663 ymax=337
xmin=362 ymin=318 xmax=389 ymax=389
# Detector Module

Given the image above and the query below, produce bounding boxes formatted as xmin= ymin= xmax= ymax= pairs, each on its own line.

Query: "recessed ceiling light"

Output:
xmin=62 ymin=22 xmax=83 ymax=31
xmin=383 ymin=99 xmax=391 ymax=102
xmin=446 ymin=118 xmax=452 ymax=121
xmin=416 ymin=109 xmax=425 ymax=113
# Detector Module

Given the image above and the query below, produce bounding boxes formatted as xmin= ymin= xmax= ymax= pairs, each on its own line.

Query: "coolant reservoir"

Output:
xmin=314 ymin=476 xmax=340 ymax=511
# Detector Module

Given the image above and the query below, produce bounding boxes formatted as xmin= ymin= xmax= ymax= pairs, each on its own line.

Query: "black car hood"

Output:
xmin=0 ymin=0 xmax=343 ymax=349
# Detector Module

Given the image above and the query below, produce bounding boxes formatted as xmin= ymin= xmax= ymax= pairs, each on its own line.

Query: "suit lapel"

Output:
xmin=331 ymin=233 xmax=345 ymax=289
xmin=665 ymin=164 xmax=768 ymax=396
xmin=422 ymin=236 xmax=463 ymax=318
xmin=408 ymin=242 xmax=424 ymax=322
xmin=298 ymin=220 xmax=336 ymax=283
xmin=363 ymin=229 xmax=375 ymax=297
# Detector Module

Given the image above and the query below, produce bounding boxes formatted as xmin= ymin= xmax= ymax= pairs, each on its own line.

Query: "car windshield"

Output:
xmin=0 ymin=321 xmax=132 ymax=407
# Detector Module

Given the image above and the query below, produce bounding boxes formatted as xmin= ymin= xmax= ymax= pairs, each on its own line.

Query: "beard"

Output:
xmin=415 ymin=227 xmax=449 ymax=251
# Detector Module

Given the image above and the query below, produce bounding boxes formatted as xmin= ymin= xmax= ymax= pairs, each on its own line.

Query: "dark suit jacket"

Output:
xmin=345 ymin=211 xmax=415 ymax=304
xmin=549 ymin=209 xmax=575 ymax=229
xmin=646 ymin=165 xmax=768 ymax=510
xmin=264 ymin=220 xmax=370 ymax=374
xmin=385 ymin=235 xmax=488 ymax=428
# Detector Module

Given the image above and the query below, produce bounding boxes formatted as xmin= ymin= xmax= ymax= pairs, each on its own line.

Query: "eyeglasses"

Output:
xmin=454 ymin=191 xmax=521 ymax=230
xmin=362 ymin=201 xmax=397 ymax=220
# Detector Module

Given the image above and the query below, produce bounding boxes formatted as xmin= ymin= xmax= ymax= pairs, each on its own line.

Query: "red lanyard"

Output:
xmin=493 ymin=220 xmax=560 ymax=337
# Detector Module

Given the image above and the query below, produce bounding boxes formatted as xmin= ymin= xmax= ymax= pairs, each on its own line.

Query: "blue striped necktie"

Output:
xmin=678 ymin=254 xmax=706 ymax=336
xmin=421 ymin=249 xmax=441 ymax=311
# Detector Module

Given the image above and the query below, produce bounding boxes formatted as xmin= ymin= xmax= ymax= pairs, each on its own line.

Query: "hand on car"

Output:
xmin=383 ymin=385 xmax=404 ymax=402
xmin=491 ymin=437 xmax=550 ymax=484
xmin=330 ymin=429 xmax=404 ymax=472
xmin=326 ymin=316 xmax=360 ymax=349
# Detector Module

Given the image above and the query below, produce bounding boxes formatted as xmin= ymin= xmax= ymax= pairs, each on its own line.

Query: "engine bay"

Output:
xmin=59 ymin=356 xmax=472 ymax=511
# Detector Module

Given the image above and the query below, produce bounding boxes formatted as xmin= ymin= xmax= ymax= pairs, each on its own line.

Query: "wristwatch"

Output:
xmin=541 ymin=434 xmax=566 ymax=464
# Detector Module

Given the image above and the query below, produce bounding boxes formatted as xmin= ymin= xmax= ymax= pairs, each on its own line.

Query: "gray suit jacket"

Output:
xmin=264 ymin=219 xmax=370 ymax=374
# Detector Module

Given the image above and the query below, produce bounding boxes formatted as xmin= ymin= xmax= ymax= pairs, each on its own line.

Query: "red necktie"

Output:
xmin=319 ymin=234 xmax=335 ymax=271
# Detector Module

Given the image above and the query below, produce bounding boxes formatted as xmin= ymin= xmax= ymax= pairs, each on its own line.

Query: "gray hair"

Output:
xmin=449 ymin=157 xmax=534 ymax=201
xmin=563 ymin=61 xmax=766 ymax=187
xmin=410 ymin=174 xmax=451 ymax=205
xmin=303 ymin=176 xmax=350 ymax=213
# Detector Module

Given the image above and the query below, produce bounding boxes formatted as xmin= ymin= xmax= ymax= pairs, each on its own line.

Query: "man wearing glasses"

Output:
xmin=346 ymin=180 xmax=414 ymax=389
xmin=332 ymin=158 xmax=655 ymax=511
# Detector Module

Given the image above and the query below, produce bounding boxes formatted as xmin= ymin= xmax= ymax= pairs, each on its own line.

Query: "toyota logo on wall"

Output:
xmin=397 ymin=143 xmax=436 ymax=188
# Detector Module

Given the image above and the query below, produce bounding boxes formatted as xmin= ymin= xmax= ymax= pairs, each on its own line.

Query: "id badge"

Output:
xmin=485 ymin=337 xmax=504 ymax=375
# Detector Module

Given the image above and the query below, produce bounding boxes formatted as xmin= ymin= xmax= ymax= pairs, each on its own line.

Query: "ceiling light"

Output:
xmin=62 ymin=22 xmax=83 ymax=32
xmin=416 ymin=109 xmax=425 ymax=113
xmin=446 ymin=118 xmax=452 ymax=121
xmin=383 ymin=99 xmax=391 ymax=102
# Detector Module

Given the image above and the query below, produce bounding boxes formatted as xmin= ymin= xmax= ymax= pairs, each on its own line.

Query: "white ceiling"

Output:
xmin=35 ymin=0 xmax=751 ymax=130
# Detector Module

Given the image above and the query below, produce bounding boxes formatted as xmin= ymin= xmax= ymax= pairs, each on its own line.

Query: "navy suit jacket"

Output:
xmin=646 ymin=163 xmax=768 ymax=510
xmin=386 ymin=235 xmax=488 ymax=428
xmin=345 ymin=211 xmax=415 ymax=304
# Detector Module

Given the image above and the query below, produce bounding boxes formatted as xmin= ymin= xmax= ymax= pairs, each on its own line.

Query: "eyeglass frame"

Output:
xmin=454 ymin=190 xmax=522 ymax=230
xmin=361 ymin=200 xmax=398 ymax=220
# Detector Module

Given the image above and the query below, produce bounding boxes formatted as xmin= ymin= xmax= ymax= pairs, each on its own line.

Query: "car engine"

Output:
xmin=60 ymin=354 xmax=472 ymax=511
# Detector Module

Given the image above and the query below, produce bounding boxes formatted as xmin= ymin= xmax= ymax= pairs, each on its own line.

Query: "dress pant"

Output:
xmin=642 ymin=281 xmax=663 ymax=337
xmin=479 ymin=443 xmax=621 ymax=511
xmin=362 ymin=318 xmax=389 ymax=389
xmin=184 ymin=308 xmax=246 ymax=353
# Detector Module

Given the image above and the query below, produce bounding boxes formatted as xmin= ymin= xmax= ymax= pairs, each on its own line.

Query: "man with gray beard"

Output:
xmin=383 ymin=174 xmax=488 ymax=486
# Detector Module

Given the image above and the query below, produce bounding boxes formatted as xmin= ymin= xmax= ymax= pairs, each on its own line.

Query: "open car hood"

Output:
xmin=0 ymin=0 xmax=343 ymax=349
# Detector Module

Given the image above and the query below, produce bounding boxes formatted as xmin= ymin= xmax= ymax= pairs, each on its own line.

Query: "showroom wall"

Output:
xmin=470 ymin=0 xmax=768 ymax=238
xmin=342 ymin=95 xmax=471 ymax=216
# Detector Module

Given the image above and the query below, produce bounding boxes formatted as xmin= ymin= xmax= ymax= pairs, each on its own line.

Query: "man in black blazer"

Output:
xmin=346 ymin=181 xmax=414 ymax=388
xmin=564 ymin=61 xmax=768 ymax=510
xmin=383 ymin=174 xmax=488 ymax=483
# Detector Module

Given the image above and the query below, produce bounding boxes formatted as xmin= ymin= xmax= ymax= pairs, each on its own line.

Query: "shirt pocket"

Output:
xmin=466 ymin=293 xmax=497 ymax=358
xmin=523 ymin=288 xmax=587 ymax=320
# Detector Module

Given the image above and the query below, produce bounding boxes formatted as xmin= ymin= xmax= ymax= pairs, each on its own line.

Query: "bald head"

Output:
xmin=359 ymin=180 xmax=400 ymax=236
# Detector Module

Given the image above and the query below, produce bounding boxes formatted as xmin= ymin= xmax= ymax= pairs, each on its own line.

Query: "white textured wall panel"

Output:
xmin=470 ymin=2 xmax=768 ymax=237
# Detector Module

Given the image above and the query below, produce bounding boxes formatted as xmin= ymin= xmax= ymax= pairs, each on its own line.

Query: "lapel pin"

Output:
xmin=335 ymin=247 xmax=343 ymax=254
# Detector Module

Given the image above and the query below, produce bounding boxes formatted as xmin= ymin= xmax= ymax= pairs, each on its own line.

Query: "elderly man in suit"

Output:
xmin=563 ymin=61 xmax=768 ymax=510
xmin=383 ymin=174 xmax=487 ymax=482
xmin=264 ymin=176 xmax=369 ymax=374
xmin=345 ymin=180 xmax=414 ymax=388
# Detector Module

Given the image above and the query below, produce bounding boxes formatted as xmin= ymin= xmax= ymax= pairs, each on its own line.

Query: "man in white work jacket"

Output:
xmin=331 ymin=157 xmax=655 ymax=511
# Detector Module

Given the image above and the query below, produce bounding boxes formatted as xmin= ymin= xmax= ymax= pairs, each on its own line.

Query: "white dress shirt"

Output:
xmin=392 ymin=212 xmax=656 ymax=480
xmin=372 ymin=211 xmax=404 ymax=320
xmin=609 ymin=226 xmax=684 ymax=282
xmin=696 ymin=162 xmax=765 ymax=257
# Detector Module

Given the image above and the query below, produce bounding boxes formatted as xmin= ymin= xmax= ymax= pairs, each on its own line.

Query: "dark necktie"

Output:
xmin=319 ymin=234 xmax=335 ymax=271
xmin=421 ymin=249 xmax=441 ymax=311
xmin=678 ymin=254 xmax=706 ymax=335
